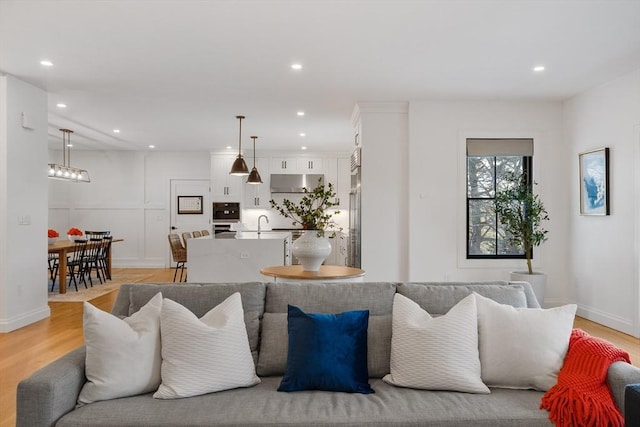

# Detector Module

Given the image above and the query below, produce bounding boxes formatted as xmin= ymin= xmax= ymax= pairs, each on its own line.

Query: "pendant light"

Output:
xmin=247 ymin=136 xmax=262 ymax=184
xmin=229 ymin=115 xmax=249 ymax=175
xmin=48 ymin=129 xmax=91 ymax=183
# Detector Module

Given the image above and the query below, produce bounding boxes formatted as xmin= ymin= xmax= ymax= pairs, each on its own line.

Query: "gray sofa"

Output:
xmin=17 ymin=281 xmax=640 ymax=427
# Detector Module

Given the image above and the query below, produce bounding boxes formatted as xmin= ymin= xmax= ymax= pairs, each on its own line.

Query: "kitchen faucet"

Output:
xmin=257 ymin=215 xmax=269 ymax=234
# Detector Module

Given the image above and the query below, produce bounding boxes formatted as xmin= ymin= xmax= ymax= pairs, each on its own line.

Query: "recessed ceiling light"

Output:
xmin=66 ymin=144 xmax=73 ymax=148
xmin=148 ymin=145 xmax=155 ymax=149
xmin=533 ymin=65 xmax=545 ymax=72
xmin=297 ymin=111 xmax=305 ymax=116
xmin=291 ymin=63 xmax=303 ymax=70
xmin=40 ymin=60 xmax=53 ymax=67
xmin=299 ymin=133 xmax=306 ymax=137
xmin=113 ymin=129 xmax=120 ymax=133
xmin=301 ymin=146 xmax=307 ymax=150
xmin=56 ymin=103 xmax=67 ymax=108
xmin=226 ymin=146 xmax=232 ymax=150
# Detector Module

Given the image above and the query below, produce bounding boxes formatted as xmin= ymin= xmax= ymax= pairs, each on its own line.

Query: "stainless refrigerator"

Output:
xmin=348 ymin=147 xmax=361 ymax=268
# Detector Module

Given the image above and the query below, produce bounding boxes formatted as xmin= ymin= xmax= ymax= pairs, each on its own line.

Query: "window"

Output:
xmin=466 ymin=138 xmax=533 ymax=259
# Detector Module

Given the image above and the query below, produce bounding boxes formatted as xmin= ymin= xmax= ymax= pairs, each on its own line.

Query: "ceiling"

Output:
xmin=1 ymin=0 xmax=640 ymax=153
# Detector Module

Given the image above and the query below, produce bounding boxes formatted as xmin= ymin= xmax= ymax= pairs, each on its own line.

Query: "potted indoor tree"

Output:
xmin=270 ymin=178 xmax=341 ymax=271
xmin=494 ymin=172 xmax=549 ymax=304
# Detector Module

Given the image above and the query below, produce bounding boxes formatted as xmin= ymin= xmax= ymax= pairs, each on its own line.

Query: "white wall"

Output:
xmin=354 ymin=103 xmax=410 ymax=281
xmin=407 ymin=100 xmax=569 ymax=306
xmin=353 ymin=100 xmax=570 ymax=300
xmin=564 ymin=69 xmax=640 ymax=337
xmin=0 ymin=75 xmax=50 ymax=332
xmin=49 ymin=151 xmax=210 ymax=267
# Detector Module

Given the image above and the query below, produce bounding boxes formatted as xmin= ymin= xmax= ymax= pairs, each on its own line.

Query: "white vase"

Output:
xmin=510 ymin=271 xmax=547 ymax=307
xmin=292 ymin=230 xmax=332 ymax=272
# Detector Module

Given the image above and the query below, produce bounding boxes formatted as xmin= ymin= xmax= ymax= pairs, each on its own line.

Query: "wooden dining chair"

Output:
xmin=85 ymin=230 xmax=110 ymax=237
xmin=192 ymin=230 xmax=202 ymax=238
xmin=97 ymin=236 xmax=113 ymax=281
xmin=168 ymin=234 xmax=187 ymax=282
xmin=66 ymin=239 xmax=88 ymax=291
xmin=83 ymin=238 xmax=104 ymax=285
xmin=48 ymin=253 xmax=59 ymax=292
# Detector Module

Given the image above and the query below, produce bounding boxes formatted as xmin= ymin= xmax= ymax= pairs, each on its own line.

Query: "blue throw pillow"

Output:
xmin=277 ymin=305 xmax=374 ymax=394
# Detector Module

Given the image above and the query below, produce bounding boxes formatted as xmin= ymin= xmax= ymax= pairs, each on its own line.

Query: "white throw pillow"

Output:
xmin=78 ymin=292 xmax=163 ymax=404
xmin=153 ymin=293 xmax=260 ymax=399
xmin=475 ymin=293 xmax=577 ymax=391
xmin=382 ymin=293 xmax=489 ymax=394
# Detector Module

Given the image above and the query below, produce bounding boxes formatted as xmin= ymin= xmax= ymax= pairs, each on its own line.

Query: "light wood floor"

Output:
xmin=1 ymin=268 xmax=638 ymax=427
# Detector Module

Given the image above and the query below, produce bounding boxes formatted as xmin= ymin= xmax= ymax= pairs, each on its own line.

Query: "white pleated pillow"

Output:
xmin=383 ymin=293 xmax=489 ymax=394
xmin=79 ymin=292 xmax=163 ymax=404
xmin=475 ymin=293 xmax=576 ymax=391
xmin=153 ymin=293 xmax=260 ymax=399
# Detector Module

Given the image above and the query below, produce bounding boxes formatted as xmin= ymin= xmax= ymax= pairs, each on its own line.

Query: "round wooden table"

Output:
xmin=260 ymin=265 xmax=365 ymax=282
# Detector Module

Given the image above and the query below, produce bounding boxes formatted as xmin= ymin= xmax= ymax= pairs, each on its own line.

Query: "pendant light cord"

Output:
xmin=237 ymin=115 xmax=244 ymax=155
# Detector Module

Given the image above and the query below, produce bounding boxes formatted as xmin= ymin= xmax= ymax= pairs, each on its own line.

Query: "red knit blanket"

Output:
xmin=540 ymin=328 xmax=631 ymax=427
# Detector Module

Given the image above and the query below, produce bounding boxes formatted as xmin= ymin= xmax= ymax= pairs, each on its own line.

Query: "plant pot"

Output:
xmin=48 ymin=237 xmax=57 ymax=245
xmin=68 ymin=235 xmax=82 ymax=242
xmin=291 ymin=230 xmax=332 ymax=272
xmin=510 ymin=271 xmax=547 ymax=306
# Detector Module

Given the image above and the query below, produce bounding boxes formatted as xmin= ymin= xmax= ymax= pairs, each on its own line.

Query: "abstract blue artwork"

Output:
xmin=579 ymin=147 xmax=609 ymax=215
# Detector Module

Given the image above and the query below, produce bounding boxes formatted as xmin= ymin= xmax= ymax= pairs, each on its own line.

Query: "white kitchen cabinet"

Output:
xmin=326 ymin=232 xmax=348 ymax=266
xmin=270 ymin=157 xmax=324 ymax=174
xmin=244 ymin=158 xmax=271 ymax=208
xmin=323 ymin=157 xmax=349 ymax=208
xmin=270 ymin=157 xmax=297 ymax=173
xmin=211 ymin=155 xmax=243 ymax=201
xmin=297 ymin=158 xmax=323 ymax=173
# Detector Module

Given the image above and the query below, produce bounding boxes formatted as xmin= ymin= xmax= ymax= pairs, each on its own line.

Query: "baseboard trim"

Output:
xmin=577 ymin=304 xmax=636 ymax=337
xmin=0 ymin=305 xmax=50 ymax=333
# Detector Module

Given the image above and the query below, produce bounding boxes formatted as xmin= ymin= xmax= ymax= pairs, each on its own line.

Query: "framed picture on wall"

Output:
xmin=579 ymin=147 xmax=610 ymax=216
xmin=177 ymin=196 xmax=203 ymax=214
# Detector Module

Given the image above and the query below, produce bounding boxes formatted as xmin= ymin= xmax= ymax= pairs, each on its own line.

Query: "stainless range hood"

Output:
xmin=270 ymin=174 xmax=324 ymax=193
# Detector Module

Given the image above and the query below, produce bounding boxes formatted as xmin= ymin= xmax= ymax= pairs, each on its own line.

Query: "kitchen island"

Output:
xmin=187 ymin=232 xmax=291 ymax=282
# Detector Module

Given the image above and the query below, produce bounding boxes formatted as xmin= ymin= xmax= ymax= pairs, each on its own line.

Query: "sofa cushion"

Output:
xmin=383 ymin=293 xmax=489 ymax=394
xmin=154 ymin=294 xmax=260 ymax=399
xmin=258 ymin=281 xmax=396 ymax=378
xmin=278 ymin=305 xmax=373 ymax=394
xmin=78 ymin=293 xmax=163 ymax=404
xmin=476 ymin=293 xmax=577 ymax=391
xmin=120 ymin=283 xmax=265 ymax=363
xmin=397 ymin=282 xmax=528 ymax=315
xmin=57 ymin=378 xmax=551 ymax=427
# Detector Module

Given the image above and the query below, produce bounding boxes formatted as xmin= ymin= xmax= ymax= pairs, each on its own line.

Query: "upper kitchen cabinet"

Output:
xmin=297 ymin=158 xmax=323 ymax=173
xmin=244 ymin=158 xmax=271 ymax=208
xmin=211 ymin=155 xmax=243 ymax=202
xmin=270 ymin=157 xmax=324 ymax=174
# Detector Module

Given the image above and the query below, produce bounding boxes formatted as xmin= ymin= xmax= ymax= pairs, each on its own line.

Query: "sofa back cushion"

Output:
xmin=113 ymin=283 xmax=266 ymax=362
xmin=257 ymin=282 xmax=396 ymax=378
xmin=397 ymin=282 xmax=530 ymax=315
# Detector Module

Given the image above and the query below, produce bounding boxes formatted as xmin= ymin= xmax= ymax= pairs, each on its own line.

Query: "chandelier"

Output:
xmin=48 ymin=129 xmax=90 ymax=183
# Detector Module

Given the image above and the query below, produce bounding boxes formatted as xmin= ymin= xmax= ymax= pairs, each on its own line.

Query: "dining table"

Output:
xmin=48 ymin=238 xmax=123 ymax=294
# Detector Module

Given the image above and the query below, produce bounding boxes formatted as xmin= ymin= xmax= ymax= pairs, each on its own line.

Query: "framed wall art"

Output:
xmin=177 ymin=196 xmax=203 ymax=214
xmin=579 ymin=147 xmax=609 ymax=216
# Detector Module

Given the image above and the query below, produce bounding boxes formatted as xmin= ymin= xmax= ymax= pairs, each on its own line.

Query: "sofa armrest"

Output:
xmin=607 ymin=361 xmax=640 ymax=414
xmin=16 ymin=346 xmax=86 ymax=427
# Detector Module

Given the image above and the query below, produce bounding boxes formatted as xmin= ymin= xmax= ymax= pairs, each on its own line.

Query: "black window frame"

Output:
xmin=466 ymin=155 xmax=533 ymax=259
